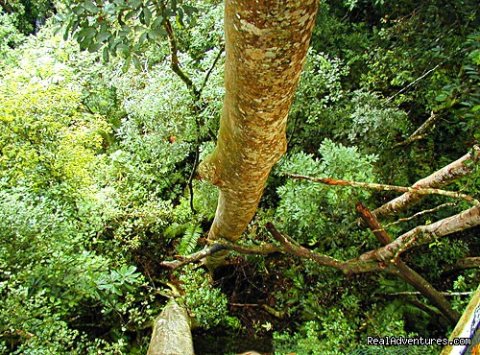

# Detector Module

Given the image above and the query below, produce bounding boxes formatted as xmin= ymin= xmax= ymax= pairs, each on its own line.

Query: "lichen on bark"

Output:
xmin=198 ymin=1 xmax=318 ymax=268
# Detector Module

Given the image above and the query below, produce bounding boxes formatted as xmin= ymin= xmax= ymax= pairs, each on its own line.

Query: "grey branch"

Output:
xmin=383 ymin=202 xmax=457 ymax=228
xmin=360 ymin=204 xmax=480 ymax=262
xmin=386 ymin=291 xmax=473 ymax=297
xmin=373 ymin=145 xmax=480 ymax=219
xmin=356 ymin=202 xmax=459 ymax=324
xmin=387 ymin=63 xmax=441 ymax=102
xmin=394 ymin=111 xmax=442 ymax=147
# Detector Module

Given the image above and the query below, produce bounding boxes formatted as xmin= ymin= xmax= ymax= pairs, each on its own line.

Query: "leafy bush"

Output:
xmin=275 ymin=139 xmax=377 ymax=247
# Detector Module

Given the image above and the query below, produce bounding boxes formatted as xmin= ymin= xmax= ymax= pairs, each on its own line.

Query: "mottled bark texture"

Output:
xmin=198 ymin=0 xmax=318 ymax=267
xmin=147 ymin=300 xmax=194 ymax=355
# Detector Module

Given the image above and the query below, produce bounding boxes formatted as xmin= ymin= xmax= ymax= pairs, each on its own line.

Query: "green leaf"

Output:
xmin=102 ymin=46 xmax=110 ymax=62
xmin=96 ymin=26 xmax=110 ymax=42
xmin=132 ymin=55 xmax=142 ymax=70
xmin=122 ymin=55 xmax=132 ymax=72
xmin=143 ymin=7 xmax=152 ymax=26
xmin=82 ymin=0 xmax=99 ymax=14
xmin=77 ymin=27 xmax=96 ymax=41
xmin=87 ymin=41 xmax=103 ymax=53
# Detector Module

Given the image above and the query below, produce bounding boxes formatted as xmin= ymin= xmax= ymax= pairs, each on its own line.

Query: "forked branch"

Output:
xmin=356 ymin=202 xmax=459 ymax=324
xmin=394 ymin=111 xmax=441 ymax=147
xmin=359 ymin=204 xmax=480 ymax=262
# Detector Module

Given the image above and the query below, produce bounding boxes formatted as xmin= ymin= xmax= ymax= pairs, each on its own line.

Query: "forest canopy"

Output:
xmin=0 ymin=0 xmax=479 ymax=354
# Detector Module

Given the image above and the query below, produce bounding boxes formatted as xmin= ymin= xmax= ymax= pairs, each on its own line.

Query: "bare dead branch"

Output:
xmin=373 ymin=145 xmax=480 ymax=219
xmin=394 ymin=111 xmax=441 ymax=147
xmin=161 ymin=244 xmax=227 ymax=269
xmin=198 ymin=45 xmax=225 ymax=97
xmin=386 ymin=291 xmax=473 ymax=297
xmin=356 ymin=202 xmax=459 ymax=324
xmin=360 ymin=204 xmax=480 ymax=262
xmin=160 ymin=240 xmax=281 ymax=270
xmin=387 ymin=63 xmax=441 ymax=102
xmin=443 ymin=257 xmax=480 ymax=273
xmin=383 ymin=202 xmax=456 ymax=228
xmin=287 ymin=174 xmax=478 ymax=205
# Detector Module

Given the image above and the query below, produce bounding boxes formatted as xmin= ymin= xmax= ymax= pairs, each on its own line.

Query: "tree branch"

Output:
xmin=164 ymin=19 xmax=199 ymax=98
xmin=161 ymin=244 xmax=227 ymax=269
xmin=160 ymin=240 xmax=280 ymax=270
xmin=265 ymin=222 xmax=388 ymax=274
xmin=372 ymin=145 xmax=480 ymax=219
xmin=443 ymin=257 xmax=480 ymax=272
xmin=394 ymin=111 xmax=441 ymax=147
xmin=356 ymin=202 xmax=459 ymax=324
xmin=161 ymin=224 xmax=386 ymax=274
xmin=198 ymin=45 xmax=224 ymax=97
xmin=383 ymin=202 xmax=456 ymax=228
xmin=287 ymin=174 xmax=478 ymax=205
xmin=359 ymin=204 xmax=480 ymax=262
xmin=385 ymin=291 xmax=473 ymax=297
xmin=387 ymin=63 xmax=441 ymax=102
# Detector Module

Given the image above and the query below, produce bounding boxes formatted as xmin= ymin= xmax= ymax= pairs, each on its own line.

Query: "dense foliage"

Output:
xmin=0 ymin=0 xmax=478 ymax=354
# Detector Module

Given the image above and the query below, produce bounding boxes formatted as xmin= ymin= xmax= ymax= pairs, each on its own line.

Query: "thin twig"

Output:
xmin=287 ymin=174 xmax=479 ymax=205
xmin=383 ymin=202 xmax=456 ymax=228
xmin=387 ymin=63 xmax=441 ymax=102
xmin=385 ymin=291 xmax=473 ymax=297
xmin=394 ymin=111 xmax=442 ymax=147
xmin=198 ymin=45 xmax=225 ymax=96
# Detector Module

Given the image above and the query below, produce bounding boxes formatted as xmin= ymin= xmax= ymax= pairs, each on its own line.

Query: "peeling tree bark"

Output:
xmin=198 ymin=0 xmax=318 ymax=268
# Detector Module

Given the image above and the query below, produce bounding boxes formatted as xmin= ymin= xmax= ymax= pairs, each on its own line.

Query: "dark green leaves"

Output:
xmin=57 ymin=0 xmax=199 ymax=70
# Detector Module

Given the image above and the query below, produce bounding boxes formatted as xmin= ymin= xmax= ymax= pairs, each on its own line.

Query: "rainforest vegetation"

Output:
xmin=0 ymin=0 xmax=479 ymax=354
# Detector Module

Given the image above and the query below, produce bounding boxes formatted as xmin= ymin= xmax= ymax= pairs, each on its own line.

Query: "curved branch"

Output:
xmin=383 ymin=202 xmax=456 ymax=228
xmin=164 ymin=19 xmax=199 ymax=98
xmin=198 ymin=45 xmax=225 ymax=97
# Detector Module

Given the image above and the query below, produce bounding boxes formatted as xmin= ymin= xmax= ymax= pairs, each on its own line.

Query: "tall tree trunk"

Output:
xmin=198 ymin=0 xmax=318 ymax=267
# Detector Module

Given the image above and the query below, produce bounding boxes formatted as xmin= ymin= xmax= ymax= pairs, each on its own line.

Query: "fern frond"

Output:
xmin=177 ymin=223 xmax=202 ymax=255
